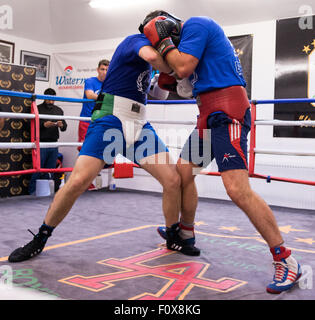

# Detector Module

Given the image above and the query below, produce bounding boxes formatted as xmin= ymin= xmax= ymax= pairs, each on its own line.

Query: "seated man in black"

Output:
xmin=28 ymin=88 xmax=67 ymax=194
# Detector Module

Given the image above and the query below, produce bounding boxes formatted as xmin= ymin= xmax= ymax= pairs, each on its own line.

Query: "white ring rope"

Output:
xmin=39 ymin=115 xmax=91 ymax=122
xmin=254 ymin=148 xmax=315 ymax=157
xmin=1 ymin=112 xmax=315 ymax=158
xmin=0 ymin=112 xmax=35 ymax=120
xmin=1 ymin=143 xmax=314 ymax=157
xmin=0 ymin=142 xmax=35 ymax=149
xmin=0 ymin=112 xmax=195 ymax=126
xmin=3 ymin=142 xmax=313 ymax=157
xmin=149 ymin=119 xmax=197 ymax=125
xmin=255 ymin=120 xmax=315 ymax=126
xmin=0 ymin=112 xmax=90 ymax=122
xmin=0 ymin=142 xmax=83 ymax=149
xmin=2 ymin=112 xmax=315 ymax=127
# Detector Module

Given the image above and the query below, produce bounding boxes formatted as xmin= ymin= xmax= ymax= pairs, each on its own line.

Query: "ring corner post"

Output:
xmin=30 ymin=95 xmax=41 ymax=173
xmin=248 ymin=101 xmax=257 ymax=177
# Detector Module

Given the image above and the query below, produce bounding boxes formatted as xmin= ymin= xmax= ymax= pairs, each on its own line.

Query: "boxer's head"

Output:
xmin=97 ymin=59 xmax=110 ymax=81
xmin=139 ymin=10 xmax=183 ymax=46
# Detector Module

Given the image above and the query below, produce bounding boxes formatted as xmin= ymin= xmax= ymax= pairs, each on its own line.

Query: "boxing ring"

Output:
xmin=1 ymin=89 xmax=315 ymax=302
xmin=1 ymin=89 xmax=315 ymax=185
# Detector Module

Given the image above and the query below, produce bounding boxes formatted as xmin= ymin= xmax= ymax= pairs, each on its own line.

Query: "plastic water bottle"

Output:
xmin=109 ymin=183 xmax=116 ymax=191
xmin=95 ymin=175 xmax=102 ymax=189
xmin=49 ymin=180 xmax=55 ymax=195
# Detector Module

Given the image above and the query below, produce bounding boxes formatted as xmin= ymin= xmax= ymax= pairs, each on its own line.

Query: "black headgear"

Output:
xmin=139 ymin=12 xmax=183 ymax=46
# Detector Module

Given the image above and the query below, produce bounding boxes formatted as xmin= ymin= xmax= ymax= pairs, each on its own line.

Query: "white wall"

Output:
xmin=0 ymin=31 xmax=52 ymax=95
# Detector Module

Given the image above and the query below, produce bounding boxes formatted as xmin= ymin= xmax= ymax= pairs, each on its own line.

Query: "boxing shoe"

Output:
xmin=157 ymin=222 xmax=200 ymax=256
xmin=266 ymin=246 xmax=302 ymax=294
xmin=8 ymin=224 xmax=54 ymax=263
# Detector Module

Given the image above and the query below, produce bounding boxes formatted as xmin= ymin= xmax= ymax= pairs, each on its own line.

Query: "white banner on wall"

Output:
xmin=52 ymin=49 xmax=114 ymax=99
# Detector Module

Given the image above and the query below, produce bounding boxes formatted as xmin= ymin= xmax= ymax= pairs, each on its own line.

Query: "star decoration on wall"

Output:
xmin=235 ymin=48 xmax=244 ymax=56
xmin=302 ymin=39 xmax=315 ymax=54
xmin=303 ymin=45 xmax=311 ymax=54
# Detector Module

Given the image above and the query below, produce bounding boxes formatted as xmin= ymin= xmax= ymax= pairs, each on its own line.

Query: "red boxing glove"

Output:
xmin=157 ymin=72 xmax=177 ymax=93
xmin=143 ymin=17 xmax=177 ymax=57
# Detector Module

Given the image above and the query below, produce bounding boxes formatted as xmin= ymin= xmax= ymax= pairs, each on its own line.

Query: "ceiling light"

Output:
xmin=89 ymin=0 xmax=149 ymax=9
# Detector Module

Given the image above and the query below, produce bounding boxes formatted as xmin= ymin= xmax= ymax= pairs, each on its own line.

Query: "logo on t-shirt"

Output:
xmin=136 ymin=70 xmax=151 ymax=95
xmin=191 ymin=72 xmax=198 ymax=86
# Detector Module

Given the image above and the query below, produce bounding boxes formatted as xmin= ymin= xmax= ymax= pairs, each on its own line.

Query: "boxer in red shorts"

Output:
xmin=141 ymin=10 xmax=302 ymax=294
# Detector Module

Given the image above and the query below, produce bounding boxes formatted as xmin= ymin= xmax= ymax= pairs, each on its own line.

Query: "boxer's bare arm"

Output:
xmin=165 ymin=50 xmax=199 ymax=79
xmin=139 ymin=46 xmax=172 ymax=74
xmin=85 ymin=90 xmax=98 ymax=100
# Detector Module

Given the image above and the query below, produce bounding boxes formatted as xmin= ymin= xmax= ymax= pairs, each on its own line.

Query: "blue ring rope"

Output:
xmin=0 ymin=89 xmax=315 ymax=105
xmin=253 ymin=98 xmax=315 ymax=104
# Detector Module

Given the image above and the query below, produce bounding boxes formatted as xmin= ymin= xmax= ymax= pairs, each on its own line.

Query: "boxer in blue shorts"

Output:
xmin=8 ymin=31 xmax=201 ymax=264
xmin=80 ymin=116 xmax=168 ymax=166
xmin=142 ymin=10 xmax=302 ymax=293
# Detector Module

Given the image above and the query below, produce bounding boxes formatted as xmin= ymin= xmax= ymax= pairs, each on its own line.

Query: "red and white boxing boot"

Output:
xmin=267 ymin=246 xmax=302 ymax=294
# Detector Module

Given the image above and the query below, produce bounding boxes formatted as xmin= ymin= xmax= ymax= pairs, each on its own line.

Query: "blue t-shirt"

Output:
xmin=80 ymin=77 xmax=103 ymax=119
xmin=178 ymin=17 xmax=246 ymax=96
xmin=102 ymin=34 xmax=152 ymax=105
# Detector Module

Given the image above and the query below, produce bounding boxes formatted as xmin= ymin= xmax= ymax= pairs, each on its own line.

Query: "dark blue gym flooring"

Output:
xmin=1 ymin=188 xmax=315 ymax=300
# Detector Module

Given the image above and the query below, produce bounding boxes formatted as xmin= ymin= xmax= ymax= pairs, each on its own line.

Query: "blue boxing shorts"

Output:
xmin=79 ymin=115 xmax=169 ymax=166
xmin=180 ymin=108 xmax=251 ymax=172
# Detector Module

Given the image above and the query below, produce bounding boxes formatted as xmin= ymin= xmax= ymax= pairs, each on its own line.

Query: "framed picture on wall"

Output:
xmin=20 ymin=50 xmax=50 ymax=81
xmin=0 ymin=40 xmax=14 ymax=63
